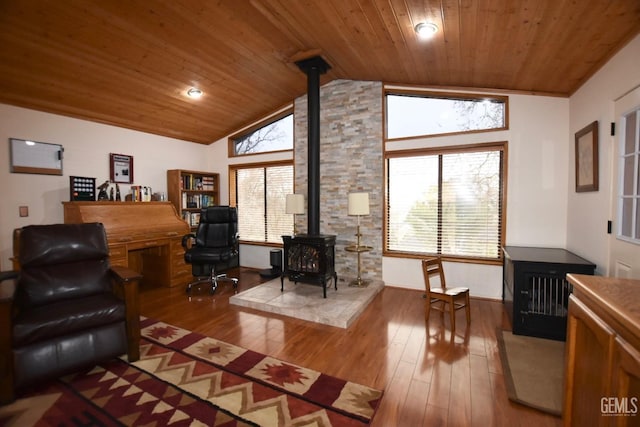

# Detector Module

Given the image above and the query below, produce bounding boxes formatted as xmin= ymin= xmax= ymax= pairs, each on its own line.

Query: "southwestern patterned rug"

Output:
xmin=0 ymin=318 xmax=383 ymax=426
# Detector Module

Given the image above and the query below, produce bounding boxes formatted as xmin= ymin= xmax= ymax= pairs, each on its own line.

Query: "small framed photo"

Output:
xmin=575 ymin=121 xmax=598 ymax=193
xmin=110 ymin=153 xmax=133 ymax=184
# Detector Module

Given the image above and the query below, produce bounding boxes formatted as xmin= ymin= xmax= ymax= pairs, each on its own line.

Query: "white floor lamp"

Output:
xmin=347 ymin=192 xmax=372 ymax=287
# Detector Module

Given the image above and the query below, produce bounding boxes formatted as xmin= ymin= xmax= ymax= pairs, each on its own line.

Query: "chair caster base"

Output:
xmin=185 ymin=274 xmax=237 ymax=295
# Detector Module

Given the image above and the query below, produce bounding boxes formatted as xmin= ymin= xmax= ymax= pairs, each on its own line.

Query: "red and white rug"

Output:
xmin=0 ymin=317 xmax=383 ymax=426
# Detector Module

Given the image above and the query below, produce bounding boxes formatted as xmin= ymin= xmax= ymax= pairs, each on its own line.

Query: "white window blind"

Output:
xmin=266 ymin=166 xmax=294 ymax=242
xmin=387 ymin=155 xmax=439 ymax=253
xmin=237 ymin=168 xmax=265 ymax=242
xmin=234 ymin=164 xmax=293 ymax=244
xmin=386 ymin=145 xmax=504 ymax=260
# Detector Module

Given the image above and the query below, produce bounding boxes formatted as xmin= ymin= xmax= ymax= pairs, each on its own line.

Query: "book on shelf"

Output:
xmin=130 ymin=186 xmax=152 ymax=202
xmin=181 ymin=174 xmax=215 ymax=191
xmin=191 ymin=212 xmax=200 ymax=227
xmin=182 ymin=174 xmax=192 ymax=190
xmin=183 ymin=194 xmax=216 ymax=209
xmin=182 ymin=211 xmax=201 ymax=227
xmin=202 ymin=176 xmax=215 ymax=191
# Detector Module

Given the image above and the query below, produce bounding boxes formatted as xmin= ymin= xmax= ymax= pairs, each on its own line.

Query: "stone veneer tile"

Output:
xmin=294 ymin=80 xmax=383 ymax=280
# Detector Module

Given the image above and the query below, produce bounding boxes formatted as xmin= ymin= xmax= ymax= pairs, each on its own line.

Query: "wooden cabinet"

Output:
xmin=564 ymin=274 xmax=640 ymax=426
xmin=62 ymin=201 xmax=191 ymax=288
xmin=502 ymin=246 xmax=595 ymax=341
xmin=170 ymin=238 xmax=192 ymax=286
xmin=167 ymin=169 xmax=219 ymax=229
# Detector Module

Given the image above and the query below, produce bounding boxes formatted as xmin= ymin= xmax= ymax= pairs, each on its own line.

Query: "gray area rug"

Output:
xmin=497 ymin=329 xmax=565 ymax=416
xmin=230 ymin=276 xmax=384 ymax=328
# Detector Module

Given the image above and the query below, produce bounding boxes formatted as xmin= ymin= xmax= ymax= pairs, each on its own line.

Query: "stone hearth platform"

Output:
xmin=229 ymin=277 xmax=384 ymax=328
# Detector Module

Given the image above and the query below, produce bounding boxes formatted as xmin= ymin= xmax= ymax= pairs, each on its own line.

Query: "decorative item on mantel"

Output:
xmin=69 ymin=176 xmax=96 ymax=201
xmin=129 ymin=186 xmax=153 ymax=202
xmin=97 ymin=180 xmax=110 ymax=200
xmin=346 ymin=192 xmax=372 ymax=287
xmin=285 ymin=194 xmax=305 ymax=236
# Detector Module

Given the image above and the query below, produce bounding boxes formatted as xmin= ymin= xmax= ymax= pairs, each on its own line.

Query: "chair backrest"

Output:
xmin=194 ymin=206 xmax=238 ymax=249
xmin=422 ymin=257 xmax=447 ymax=292
xmin=17 ymin=223 xmax=112 ymax=309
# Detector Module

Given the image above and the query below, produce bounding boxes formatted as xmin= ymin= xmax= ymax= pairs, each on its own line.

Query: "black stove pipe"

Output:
xmin=295 ymin=56 xmax=330 ymax=236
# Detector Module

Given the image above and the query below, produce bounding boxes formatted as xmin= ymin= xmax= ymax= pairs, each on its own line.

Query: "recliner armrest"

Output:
xmin=0 ymin=271 xmax=17 ymax=404
xmin=110 ymin=265 xmax=143 ymax=284
xmin=109 ymin=265 xmax=141 ymax=362
xmin=0 ymin=271 xmax=17 ymax=304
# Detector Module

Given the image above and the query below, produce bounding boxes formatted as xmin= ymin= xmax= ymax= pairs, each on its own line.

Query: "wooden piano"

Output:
xmin=63 ymin=201 xmax=191 ymax=288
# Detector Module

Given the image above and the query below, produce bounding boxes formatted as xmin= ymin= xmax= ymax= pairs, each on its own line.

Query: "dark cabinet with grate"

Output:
xmin=502 ymin=246 xmax=595 ymax=341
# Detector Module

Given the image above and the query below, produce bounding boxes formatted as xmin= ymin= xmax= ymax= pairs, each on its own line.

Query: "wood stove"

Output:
xmin=281 ymin=234 xmax=337 ymax=298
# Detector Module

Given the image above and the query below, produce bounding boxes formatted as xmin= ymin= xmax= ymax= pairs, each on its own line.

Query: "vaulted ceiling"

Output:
xmin=0 ymin=1 xmax=639 ymax=144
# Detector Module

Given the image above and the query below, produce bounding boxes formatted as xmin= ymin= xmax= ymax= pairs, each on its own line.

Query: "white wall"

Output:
xmin=382 ymin=93 xmax=570 ymax=298
xmin=0 ymin=104 xmax=209 ymax=270
xmin=568 ymin=34 xmax=640 ymax=274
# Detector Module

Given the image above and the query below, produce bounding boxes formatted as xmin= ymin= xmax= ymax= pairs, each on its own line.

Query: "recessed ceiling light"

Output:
xmin=415 ymin=22 xmax=438 ymax=39
xmin=187 ymin=88 xmax=203 ymax=99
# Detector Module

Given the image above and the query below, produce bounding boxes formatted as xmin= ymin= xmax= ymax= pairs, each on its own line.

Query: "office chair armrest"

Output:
xmin=181 ymin=233 xmax=196 ymax=249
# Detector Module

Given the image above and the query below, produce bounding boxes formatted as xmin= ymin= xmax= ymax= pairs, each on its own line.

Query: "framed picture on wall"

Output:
xmin=575 ymin=121 xmax=598 ymax=193
xmin=110 ymin=153 xmax=133 ymax=184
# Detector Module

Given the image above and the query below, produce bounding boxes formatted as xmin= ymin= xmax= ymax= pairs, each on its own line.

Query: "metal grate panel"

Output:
xmin=526 ymin=275 xmax=572 ymax=317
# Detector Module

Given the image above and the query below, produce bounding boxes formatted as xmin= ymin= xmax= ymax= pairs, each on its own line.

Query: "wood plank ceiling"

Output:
xmin=0 ymin=1 xmax=639 ymax=144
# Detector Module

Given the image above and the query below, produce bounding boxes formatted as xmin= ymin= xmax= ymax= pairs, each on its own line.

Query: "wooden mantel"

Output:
xmin=63 ymin=201 xmax=191 ymax=287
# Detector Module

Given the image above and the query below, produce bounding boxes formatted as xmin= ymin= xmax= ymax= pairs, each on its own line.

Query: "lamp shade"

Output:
xmin=348 ymin=192 xmax=370 ymax=216
xmin=285 ymin=194 xmax=305 ymax=214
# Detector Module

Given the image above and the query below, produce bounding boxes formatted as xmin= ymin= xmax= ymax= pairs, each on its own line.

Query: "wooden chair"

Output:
xmin=421 ymin=257 xmax=471 ymax=333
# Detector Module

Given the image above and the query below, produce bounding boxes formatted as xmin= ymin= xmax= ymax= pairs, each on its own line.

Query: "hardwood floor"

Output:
xmin=139 ymin=267 xmax=563 ymax=427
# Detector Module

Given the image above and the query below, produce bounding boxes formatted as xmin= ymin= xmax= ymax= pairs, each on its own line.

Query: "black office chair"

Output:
xmin=182 ymin=206 xmax=239 ymax=294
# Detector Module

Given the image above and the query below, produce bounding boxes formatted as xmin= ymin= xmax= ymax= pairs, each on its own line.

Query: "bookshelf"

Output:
xmin=167 ymin=169 xmax=219 ymax=229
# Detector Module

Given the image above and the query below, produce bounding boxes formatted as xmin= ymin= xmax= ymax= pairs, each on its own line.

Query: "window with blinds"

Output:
xmin=230 ymin=162 xmax=293 ymax=244
xmin=386 ymin=143 xmax=506 ymax=261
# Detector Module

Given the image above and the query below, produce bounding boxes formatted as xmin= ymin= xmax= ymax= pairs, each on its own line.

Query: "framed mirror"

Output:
xmin=9 ymin=138 xmax=63 ymax=175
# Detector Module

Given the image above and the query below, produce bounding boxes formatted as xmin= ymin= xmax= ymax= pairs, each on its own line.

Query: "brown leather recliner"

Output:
xmin=0 ymin=223 xmax=142 ymax=404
